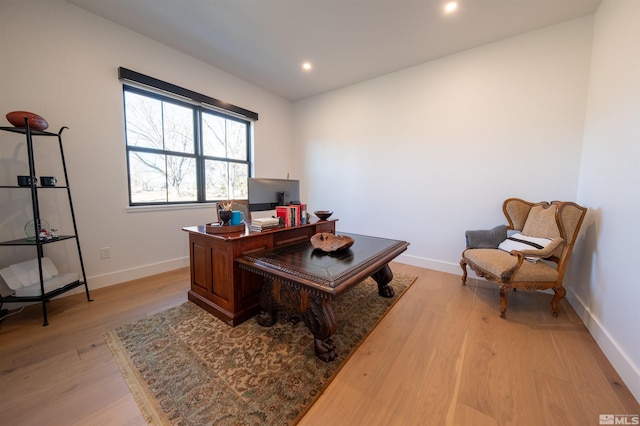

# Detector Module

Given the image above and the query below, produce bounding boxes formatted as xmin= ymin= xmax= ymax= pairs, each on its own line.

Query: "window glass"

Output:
xmin=202 ymin=112 xmax=226 ymax=158
xmin=166 ymin=154 xmax=197 ymax=202
xmin=123 ymin=86 xmax=251 ymax=206
xmin=128 ymin=151 xmax=167 ymax=203
xmin=163 ymin=102 xmax=194 ymax=154
xmin=124 ymin=91 xmax=162 ymax=150
xmin=226 ymin=119 xmax=247 ymax=161
xmin=204 ymin=159 xmax=228 ymax=200
xmin=204 ymin=160 xmax=249 ymax=201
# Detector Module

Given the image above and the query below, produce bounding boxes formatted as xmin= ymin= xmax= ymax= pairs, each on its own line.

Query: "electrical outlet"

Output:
xmin=100 ymin=247 xmax=111 ymax=259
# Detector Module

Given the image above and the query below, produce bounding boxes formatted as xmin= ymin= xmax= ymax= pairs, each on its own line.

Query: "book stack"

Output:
xmin=249 ymin=217 xmax=281 ymax=232
xmin=276 ymin=205 xmax=298 ymax=227
xmin=275 ymin=203 xmax=308 ymax=227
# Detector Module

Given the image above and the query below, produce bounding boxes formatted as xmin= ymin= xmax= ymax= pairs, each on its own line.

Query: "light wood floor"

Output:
xmin=0 ymin=264 xmax=637 ymax=425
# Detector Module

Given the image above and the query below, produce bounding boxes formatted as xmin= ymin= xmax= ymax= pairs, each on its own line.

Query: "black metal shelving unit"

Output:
xmin=0 ymin=121 xmax=92 ymax=325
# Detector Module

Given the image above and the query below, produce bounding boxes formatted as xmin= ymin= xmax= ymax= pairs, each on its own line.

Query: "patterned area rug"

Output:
xmin=105 ymin=274 xmax=416 ymax=425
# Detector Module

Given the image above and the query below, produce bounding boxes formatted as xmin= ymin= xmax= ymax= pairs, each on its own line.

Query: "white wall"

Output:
xmin=293 ymin=17 xmax=593 ymax=274
xmin=293 ymin=7 xmax=640 ymax=402
xmin=571 ymin=0 xmax=640 ymax=402
xmin=2 ymin=0 xmax=638 ymax=404
xmin=0 ymin=0 xmax=293 ymax=289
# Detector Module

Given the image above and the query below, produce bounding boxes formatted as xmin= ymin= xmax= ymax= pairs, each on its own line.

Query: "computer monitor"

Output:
xmin=248 ymin=178 xmax=301 ymax=211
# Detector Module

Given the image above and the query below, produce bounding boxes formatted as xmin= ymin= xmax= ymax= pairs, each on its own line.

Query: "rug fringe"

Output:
xmin=104 ymin=330 xmax=171 ymax=425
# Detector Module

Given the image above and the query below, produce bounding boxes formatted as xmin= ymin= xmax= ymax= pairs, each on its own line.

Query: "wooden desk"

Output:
xmin=236 ymin=233 xmax=409 ymax=361
xmin=182 ymin=219 xmax=336 ymax=326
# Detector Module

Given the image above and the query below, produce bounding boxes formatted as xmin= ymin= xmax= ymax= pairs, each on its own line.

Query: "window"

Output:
xmin=123 ymin=86 xmax=252 ymax=205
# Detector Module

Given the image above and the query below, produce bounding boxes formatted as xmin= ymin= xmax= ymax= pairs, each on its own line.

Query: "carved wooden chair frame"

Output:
xmin=460 ymin=198 xmax=587 ymax=318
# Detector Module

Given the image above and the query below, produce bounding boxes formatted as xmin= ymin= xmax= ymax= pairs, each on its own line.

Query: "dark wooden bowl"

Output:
xmin=310 ymin=232 xmax=354 ymax=252
xmin=314 ymin=210 xmax=333 ymax=221
xmin=5 ymin=111 xmax=49 ymax=131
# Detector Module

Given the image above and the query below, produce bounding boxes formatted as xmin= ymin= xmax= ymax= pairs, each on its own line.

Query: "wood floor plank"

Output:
xmin=300 ymin=264 xmax=639 ymax=425
xmin=0 ymin=263 xmax=637 ymax=425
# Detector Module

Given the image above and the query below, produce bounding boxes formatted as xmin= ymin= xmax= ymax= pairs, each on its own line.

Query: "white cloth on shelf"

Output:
xmin=0 ymin=267 xmax=23 ymax=290
xmin=1 ymin=258 xmax=59 ymax=289
xmin=14 ymin=273 xmax=80 ymax=297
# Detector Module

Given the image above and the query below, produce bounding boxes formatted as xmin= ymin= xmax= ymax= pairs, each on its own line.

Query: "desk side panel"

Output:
xmin=190 ymin=234 xmax=211 ymax=293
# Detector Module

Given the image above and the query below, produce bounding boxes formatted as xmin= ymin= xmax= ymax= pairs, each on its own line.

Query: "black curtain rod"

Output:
xmin=118 ymin=67 xmax=259 ymax=121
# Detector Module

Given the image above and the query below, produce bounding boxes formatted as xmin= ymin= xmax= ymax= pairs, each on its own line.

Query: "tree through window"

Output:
xmin=123 ymin=86 xmax=251 ymax=205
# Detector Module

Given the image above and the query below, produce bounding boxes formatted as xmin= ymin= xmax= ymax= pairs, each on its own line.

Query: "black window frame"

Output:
xmin=119 ymin=69 xmax=257 ymax=207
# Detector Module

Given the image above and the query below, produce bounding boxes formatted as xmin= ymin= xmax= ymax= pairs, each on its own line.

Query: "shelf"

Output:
xmin=0 ymin=121 xmax=91 ymax=326
xmin=0 ymin=185 xmax=69 ymax=189
xmin=0 ymin=235 xmax=76 ymax=246
xmin=0 ymin=126 xmax=59 ymax=137
xmin=0 ymin=280 xmax=84 ymax=303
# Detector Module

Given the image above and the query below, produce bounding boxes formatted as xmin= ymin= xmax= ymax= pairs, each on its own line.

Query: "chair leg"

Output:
xmin=460 ymin=259 xmax=468 ymax=285
xmin=499 ymin=284 xmax=510 ymax=318
xmin=551 ymin=286 xmax=566 ymax=317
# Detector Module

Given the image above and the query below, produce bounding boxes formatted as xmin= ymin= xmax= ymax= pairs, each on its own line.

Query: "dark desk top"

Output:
xmin=236 ymin=233 xmax=409 ymax=297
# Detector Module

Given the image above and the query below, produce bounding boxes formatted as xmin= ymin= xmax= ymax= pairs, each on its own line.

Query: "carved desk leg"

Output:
xmin=371 ymin=264 xmax=395 ymax=298
xmin=301 ymin=294 xmax=338 ymax=362
xmin=257 ymin=278 xmax=278 ymax=327
xmin=257 ymin=279 xmax=338 ymax=362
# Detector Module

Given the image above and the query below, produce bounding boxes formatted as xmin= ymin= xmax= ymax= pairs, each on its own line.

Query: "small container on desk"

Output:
xmin=205 ymin=222 xmax=245 ymax=235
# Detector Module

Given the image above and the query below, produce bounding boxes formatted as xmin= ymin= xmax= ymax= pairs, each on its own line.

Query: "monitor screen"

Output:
xmin=248 ymin=178 xmax=301 ymax=211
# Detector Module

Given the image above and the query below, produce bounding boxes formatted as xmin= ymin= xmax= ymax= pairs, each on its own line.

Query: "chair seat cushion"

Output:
xmin=464 ymin=248 xmax=560 ymax=282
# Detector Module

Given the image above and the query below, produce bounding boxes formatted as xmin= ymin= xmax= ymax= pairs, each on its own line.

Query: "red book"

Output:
xmin=276 ymin=206 xmax=291 ymax=227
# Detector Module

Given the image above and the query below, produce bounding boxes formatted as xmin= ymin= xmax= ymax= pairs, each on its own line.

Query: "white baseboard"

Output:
xmin=396 ymin=253 xmax=462 ymax=275
xmin=54 ymin=256 xmax=190 ymax=297
xmin=566 ymin=288 xmax=640 ymax=403
xmin=0 ymin=257 xmax=190 ymax=308
xmin=86 ymin=256 xmax=190 ymax=290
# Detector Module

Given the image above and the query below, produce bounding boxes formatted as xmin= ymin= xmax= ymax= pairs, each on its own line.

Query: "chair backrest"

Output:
xmin=555 ymin=201 xmax=587 ymax=266
xmin=503 ymin=198 xmax=534 ymax=231
xmin=502 ymin=198 xmax=587 ymax=274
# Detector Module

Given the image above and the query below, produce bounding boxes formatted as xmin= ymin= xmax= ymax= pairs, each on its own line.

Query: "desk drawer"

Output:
xmin=273 ymin=226 xmax=315 ymax=246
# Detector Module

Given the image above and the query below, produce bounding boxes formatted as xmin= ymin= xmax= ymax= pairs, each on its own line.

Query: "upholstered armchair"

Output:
xmin=460 ymin=198 xmax=587 ymax=318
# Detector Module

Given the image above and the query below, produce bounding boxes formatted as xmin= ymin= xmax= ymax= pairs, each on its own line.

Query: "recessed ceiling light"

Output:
xmin=302 ymin=62 xmax=312 ymax=71
xmin=444 ymin=1 xmax=458 ymax=13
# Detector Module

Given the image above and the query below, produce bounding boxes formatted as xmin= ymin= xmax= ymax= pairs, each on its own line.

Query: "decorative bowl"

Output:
xmin=25 ymin=219 xmax=50 ymax=241
xmin=314 ymin=210 xmax=333 ymax=221
xmin=310 ymin=232 xmax=354 ymax=253
xmin=6 ymin=111 xmax=49 ymax=131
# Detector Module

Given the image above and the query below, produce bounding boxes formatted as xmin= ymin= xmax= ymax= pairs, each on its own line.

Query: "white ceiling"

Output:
xmin=68 ymin=0 xmax=602 ymax=101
